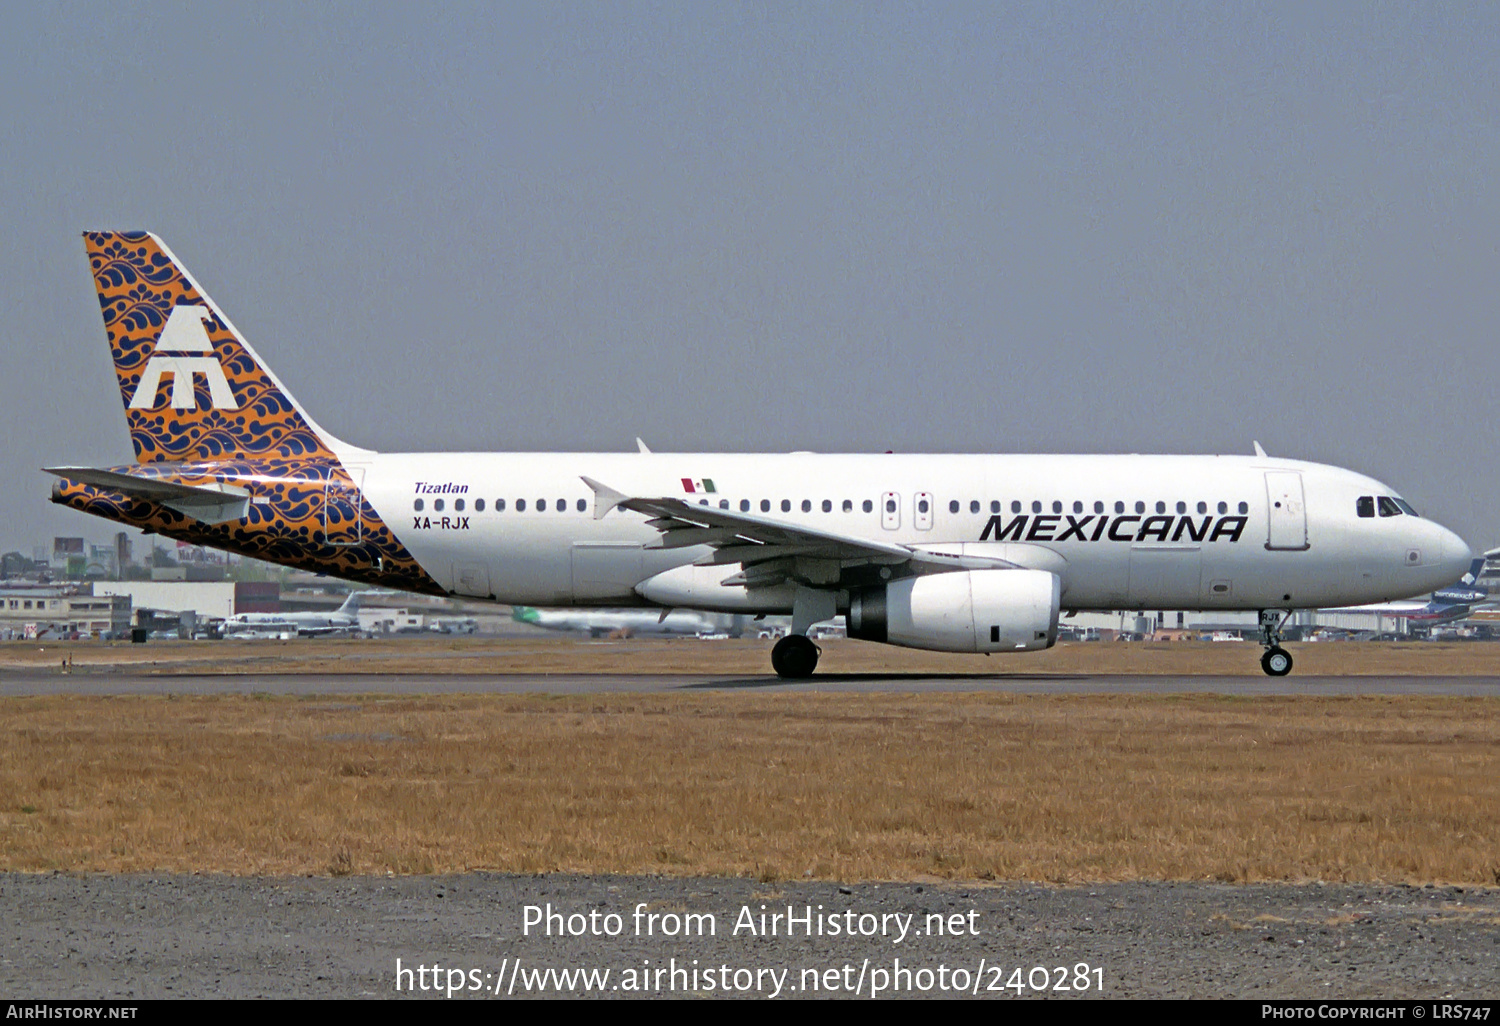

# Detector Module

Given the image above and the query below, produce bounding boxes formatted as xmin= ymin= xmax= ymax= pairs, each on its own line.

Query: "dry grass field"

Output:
xmin=2 ymin=691 xmax=1497 ymax=884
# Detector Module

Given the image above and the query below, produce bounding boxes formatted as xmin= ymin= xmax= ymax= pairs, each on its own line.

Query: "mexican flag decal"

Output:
xmin=681 ymin=478 xmax=717 ymax=494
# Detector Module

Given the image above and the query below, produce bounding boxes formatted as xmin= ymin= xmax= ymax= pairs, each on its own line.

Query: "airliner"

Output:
xmin=221 ymin=591 xmax=363 ymax=638
xmin=512 ymin=605 xmax=742 ymax=638
xmin=47 ymin=232 xmax=1473 ymax=678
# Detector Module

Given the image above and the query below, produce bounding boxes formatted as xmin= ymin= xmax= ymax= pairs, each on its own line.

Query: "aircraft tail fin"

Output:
xmin=84 ymin=231 xmax=350 ymax=464
xmin=337 ymin=592 xmax=363 ymax=615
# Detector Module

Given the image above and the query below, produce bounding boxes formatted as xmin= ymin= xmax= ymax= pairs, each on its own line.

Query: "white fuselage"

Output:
xmin=222 ymin=610 xmax=359 ymax=636
xmin=347 ymin=452 xmax=1469 ymax=614
xmin=518 ymin=608 xmax=726 ymax=636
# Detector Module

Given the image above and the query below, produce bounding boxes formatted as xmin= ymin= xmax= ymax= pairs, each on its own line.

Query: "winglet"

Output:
xmin=636 ymin=438 xmax=652 ymax=454
xmin=1253 ymin=440 xmax=1268 ymax=458
xmin=581 ymin=476 xmax=629 ymax=520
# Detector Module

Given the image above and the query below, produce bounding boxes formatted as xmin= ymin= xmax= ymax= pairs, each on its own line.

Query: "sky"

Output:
xmin=2 ymin=2 xmax=1497 ymax=553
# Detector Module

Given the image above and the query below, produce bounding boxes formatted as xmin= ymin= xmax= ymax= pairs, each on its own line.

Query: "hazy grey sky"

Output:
xmin=3 ymin=2 xmax=1497 ymax=551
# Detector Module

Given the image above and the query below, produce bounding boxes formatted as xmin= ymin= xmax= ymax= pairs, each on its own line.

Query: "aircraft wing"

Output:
xmin=44 ymin=466 xmax=250 ymax=524
xmin=583 ymin=477 xmax=1021 ymax=589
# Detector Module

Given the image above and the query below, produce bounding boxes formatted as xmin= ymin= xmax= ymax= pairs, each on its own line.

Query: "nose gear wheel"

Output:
xmin=1257 ymin=610 xmax=1294 ymax=676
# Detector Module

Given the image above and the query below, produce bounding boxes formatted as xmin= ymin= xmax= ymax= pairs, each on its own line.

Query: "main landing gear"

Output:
xmin=1258 ymin=609 xmax=1293 ymax=677
xmin=772 ymin=587 xmax=835 ymax=679
xmin=771 ymin=634 xmax=820 ymax=678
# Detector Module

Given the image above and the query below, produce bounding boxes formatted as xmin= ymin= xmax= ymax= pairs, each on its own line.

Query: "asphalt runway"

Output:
xmin=3 ymin=669 xmax=1500 ymax=696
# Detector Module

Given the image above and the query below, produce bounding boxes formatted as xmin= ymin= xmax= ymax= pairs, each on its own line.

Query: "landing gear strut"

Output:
xmin=771 ymin=634 xmax=820 ymax=678
xmin=1258 ymin=609 xmax=1293 ymax=677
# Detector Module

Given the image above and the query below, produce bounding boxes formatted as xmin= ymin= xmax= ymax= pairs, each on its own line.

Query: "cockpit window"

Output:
xmin=1377 ymin=496 xmax=1402 ymax=517
xmin=1356 ymin=496 xmax=1374 ymax=518
xmin=1394 ymin=498 xmax=1419 ymax=517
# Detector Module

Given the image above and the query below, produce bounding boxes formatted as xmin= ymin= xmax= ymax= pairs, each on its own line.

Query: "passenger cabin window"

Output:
xmin=1012 ymin=501 xmax=1022 ymax=513
xmin=741 ymin=499 xmax=751 ymax=512
xmin=496 ymin=499 xmax=506 ymax=512
xmin=475 ymin=499 xmax=485 ymax=512
xmin=414 ymin=499 xmax=424 ymax=511
xmin=455 ymin=499 xmax=465 ymax=511
xmin=577 ymin=499 xmax=587 ymax=513
xmin=537 ymin=499 xmax=546 ymax=512
xmin=516 ymin=499 xmax=526 ymax=512
xmin=862 ymin=499 xmax=873 ymax=513
xmin=842 ymin=500 xmax=853 ymax=512
xmin=945 ymin=500 xmax=955 ymax=514
xmin=991 ymin=500 xmax=1001 ymax=513
xmin=762 ymin=499 xmax=771 ymax=512
xmin=434 ymin=499 xmax=444 ymax=512
xmin=971 ymin=500 xmax=981 ymax=514
xmin=1238 ymin=501 xmax=1249 ymax=514
xmin=1197 ymin=501 xmax=1207 ymax=514
xmin=1073 ymin=501 xmax=1084 ymax=514
xmin=801 ymin=499 xmax=812 ymax=513
xmin=822 ymin=499 xmax=832 ymax=513
xmin=1052 ymin=500 xmax=1062 ymax=513
xmin=1134 ymin=501 xmax=1145 ymax=514
xmin=1217 ymin=501 xmax=1227 ymax=514
xmin=1378 ymin=496 xmax=1402 ymax=517
xmin=782 ymin=500 xmax=792 ymax=513
xmin=1094 ymin=501 xmax=1104 ymax=514
xmin=1031 ymin=500 xmax=1042 ymax=513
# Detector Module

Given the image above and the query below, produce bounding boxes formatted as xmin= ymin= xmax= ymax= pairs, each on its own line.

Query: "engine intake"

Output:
xmin=846 ymin=569 xmax=1060 ymax=653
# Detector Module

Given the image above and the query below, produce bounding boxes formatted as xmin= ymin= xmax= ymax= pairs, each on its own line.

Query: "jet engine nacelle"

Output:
xmin=846 ymin=569 xmax=1060 ymax=653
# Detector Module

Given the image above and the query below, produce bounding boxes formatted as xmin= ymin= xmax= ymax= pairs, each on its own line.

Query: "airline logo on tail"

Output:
xmin=127 ymin=305 xmax=238 ymax=410
xmin=85 ymin=230 xmax=337 ymax=463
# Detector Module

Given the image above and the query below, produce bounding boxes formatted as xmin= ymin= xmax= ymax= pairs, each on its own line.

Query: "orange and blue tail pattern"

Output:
xmin=63 ymin=232 xmax=445 ymax=595
xmin=85 ymin=231 xmax=336 ymax=464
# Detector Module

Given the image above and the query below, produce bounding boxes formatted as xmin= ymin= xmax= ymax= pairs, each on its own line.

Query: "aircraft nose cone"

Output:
xmin=1441 ymin=530 xmax=1473 ymax=582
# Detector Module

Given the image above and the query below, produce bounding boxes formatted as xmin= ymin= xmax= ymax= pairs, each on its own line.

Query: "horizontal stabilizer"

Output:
xmin=44 ymin=466 xmax=250 ymax=523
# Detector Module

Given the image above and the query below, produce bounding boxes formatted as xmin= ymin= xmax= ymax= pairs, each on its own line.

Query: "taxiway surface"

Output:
xmin=3 ymin=669 xmax=1500 ymax=696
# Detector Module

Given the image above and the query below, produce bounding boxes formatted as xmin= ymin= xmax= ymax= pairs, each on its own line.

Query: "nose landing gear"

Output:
xmin=1258 ymin=609 xmax=1293 ymax=676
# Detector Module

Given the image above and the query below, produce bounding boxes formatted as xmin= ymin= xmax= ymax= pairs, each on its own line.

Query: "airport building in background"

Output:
xmin=0 ymin=586 xmax=131 ymax=639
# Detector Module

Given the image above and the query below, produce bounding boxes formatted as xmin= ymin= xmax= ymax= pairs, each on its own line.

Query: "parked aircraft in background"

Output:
xmin=511 ymin=605 xmax=740 ymax=638
xmin=221 ymin=592 xmax=363 ymax=638
xmin=1320 ymin=557 xmax=1491 ymax=626
xmin=48 ymin=232 xmax=1473 ymax=678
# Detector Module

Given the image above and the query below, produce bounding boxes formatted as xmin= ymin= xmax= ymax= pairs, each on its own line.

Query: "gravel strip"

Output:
xmin=3 ymin=874 xmax=1496 ymax=999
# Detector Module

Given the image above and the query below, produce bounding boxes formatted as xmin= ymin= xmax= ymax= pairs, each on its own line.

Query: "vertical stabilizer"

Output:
xmin=84 ymin=231 xmax=349 ymax=464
